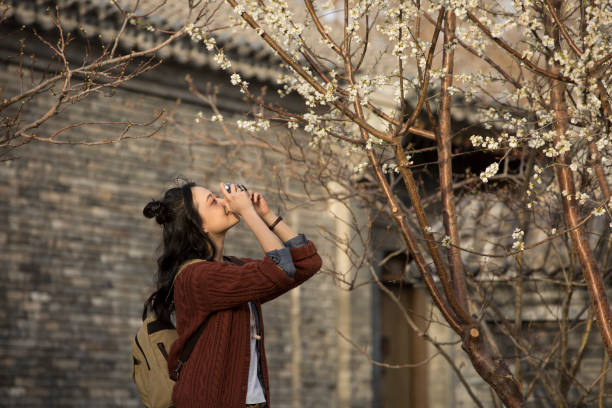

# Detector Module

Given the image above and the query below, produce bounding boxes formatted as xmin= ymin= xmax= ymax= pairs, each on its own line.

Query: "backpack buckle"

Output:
xmin=170 ymin=360 xmax=183 ymax=381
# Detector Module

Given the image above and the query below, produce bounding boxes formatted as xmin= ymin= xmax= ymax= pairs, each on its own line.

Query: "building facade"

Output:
xmin=0 ymin=1 xmax=373 ymax=407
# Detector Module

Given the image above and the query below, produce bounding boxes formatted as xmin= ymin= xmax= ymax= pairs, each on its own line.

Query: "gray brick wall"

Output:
xmin=0 ymin=40 xmax=373 ymax=408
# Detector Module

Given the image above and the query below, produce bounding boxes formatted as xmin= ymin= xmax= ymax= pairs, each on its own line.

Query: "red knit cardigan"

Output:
xmin=167 ymin=239 xmax=322 ymax=408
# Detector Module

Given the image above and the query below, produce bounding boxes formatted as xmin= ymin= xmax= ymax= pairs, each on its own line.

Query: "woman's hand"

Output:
xmin=249 ymin=191 xmax=271 ymax=219
xmin=219 ymin=183 xmax=253 ymax=216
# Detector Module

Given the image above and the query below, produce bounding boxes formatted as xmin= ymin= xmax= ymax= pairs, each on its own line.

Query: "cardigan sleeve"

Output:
xmin=263 ymin=233 xmax=309 ymax=277
xmin=264 ymin=246 xmax=296 ymax=277
xmin=256 ymin=239 xmax=322 ymax=304
xmin=178 ymin=240 xmax=321 ymax=311
xmin=283 ymin=233 xmax=308 ymax=248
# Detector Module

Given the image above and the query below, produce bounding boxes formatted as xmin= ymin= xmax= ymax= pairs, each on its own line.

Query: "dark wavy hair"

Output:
xmin=142 ymin=181 xmax=216 ymax=326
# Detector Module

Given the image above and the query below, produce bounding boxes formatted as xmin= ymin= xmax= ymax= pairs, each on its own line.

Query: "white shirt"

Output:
xmin=246 ymin=301 xmax=266 ymax=404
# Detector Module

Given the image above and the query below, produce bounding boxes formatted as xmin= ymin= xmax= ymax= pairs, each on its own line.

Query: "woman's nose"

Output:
xmin=219 ymin=199 xmax=229 ymax=212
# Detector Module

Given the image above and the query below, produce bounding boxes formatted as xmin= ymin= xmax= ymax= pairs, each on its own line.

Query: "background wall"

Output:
xmin=0 ymin=38 xmax=373 ymax=407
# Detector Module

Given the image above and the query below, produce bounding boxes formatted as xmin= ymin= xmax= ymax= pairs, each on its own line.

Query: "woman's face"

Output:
xmin=191 ymin=185 xmax=240 ymax=234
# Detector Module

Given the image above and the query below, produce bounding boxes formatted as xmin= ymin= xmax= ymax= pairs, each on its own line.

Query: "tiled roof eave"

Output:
xmin=5 ymin=0 xmax=284 ymax=84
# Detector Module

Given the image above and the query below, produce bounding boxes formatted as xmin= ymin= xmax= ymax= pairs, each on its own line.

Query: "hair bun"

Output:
xmin=143 ymin=200 xmax=171 ymax=224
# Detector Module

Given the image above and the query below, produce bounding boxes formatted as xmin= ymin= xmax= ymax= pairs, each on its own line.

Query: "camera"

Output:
xmin=223 ymin=183 xmax=248 ymax=193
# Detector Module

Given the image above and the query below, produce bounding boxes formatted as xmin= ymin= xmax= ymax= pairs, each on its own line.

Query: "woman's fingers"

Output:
xmin=219 ymin=183 xmax=255 ymax=214
xmin=219 ymin=182 xmax=228 ymax=198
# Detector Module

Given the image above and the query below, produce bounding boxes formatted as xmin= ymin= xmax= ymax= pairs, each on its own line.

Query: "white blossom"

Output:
xmin=470 ymin=135 xmax=484 ymax=147
xmin=287 ymin=119 xmax=299 ymax=129
xmin=237 ymin=118 xmax=270 ymax=133
xmin=441 ymin=236 xmax=452 ymax=248
xmin=512 ymin=228 xmax=525 ymax=251
xmin=353 ymin=161 xmax=369 ymax=173
xmin=204 ymin=37 xmax=216 ymax=51
xmin=382 ymin=162 xmax=400 ymax=174
xmin=213 ymin=50 xmax=232 ymax=70
xmin=576 ymin=192 xmax=589 ymax=205
xmin=480 ymin=162 xmax=499 ymax=183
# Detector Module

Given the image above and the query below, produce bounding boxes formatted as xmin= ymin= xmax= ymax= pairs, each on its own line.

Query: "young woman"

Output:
xmin=142 ymin=181 xmax=322 ymax=408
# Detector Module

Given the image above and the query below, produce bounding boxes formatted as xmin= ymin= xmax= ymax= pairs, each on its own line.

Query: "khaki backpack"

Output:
xmin=131 ymin=256 xmax=244 ymax=408
xmin=132 ymin=315 xmax=178 ymax=408
xmin=131 ymin=258 xmax=203 ymax=408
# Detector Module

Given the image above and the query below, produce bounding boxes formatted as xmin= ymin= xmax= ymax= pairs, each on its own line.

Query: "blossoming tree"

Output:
xmin=177 ymin=0 xmax=612 ymax=406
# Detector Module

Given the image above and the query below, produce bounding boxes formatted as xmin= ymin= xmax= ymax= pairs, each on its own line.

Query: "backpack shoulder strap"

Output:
xmin=224 ymin=255 xmax=245 ymax=266
xmin=165 ymin=258 xmax=206 ymax=303
xmin=174 ymin=258 xmax=206 ymax=285
xmin=171 ymin=312 xmax=213 ymax=381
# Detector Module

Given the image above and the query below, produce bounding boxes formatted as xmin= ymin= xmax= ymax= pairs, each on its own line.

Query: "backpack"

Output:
xmin=131 ymin=256 xmax=244 ymax=408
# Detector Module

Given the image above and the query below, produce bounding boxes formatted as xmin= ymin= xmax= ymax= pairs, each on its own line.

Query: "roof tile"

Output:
xmin=6 ymin=0 xmax=282 ymax=82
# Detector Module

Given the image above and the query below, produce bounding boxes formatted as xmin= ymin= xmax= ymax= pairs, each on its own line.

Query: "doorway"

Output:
xmin=378 ymin=253 xmax=429 ymax=408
